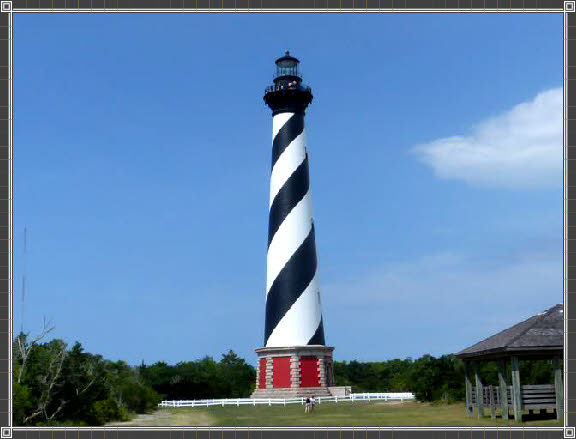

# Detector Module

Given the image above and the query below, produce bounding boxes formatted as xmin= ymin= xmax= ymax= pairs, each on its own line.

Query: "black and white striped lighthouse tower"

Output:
xmin=252 ymin=51 xmax=335 ymax=399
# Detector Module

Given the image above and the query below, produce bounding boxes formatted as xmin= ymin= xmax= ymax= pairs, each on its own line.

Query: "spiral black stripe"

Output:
xmin=264 ymin=224 xmax=318 ymax=345
xmin=307 ymin=317 xmax=325 ymax=345
xmin=267 ymin=155 xmax=309 ymax=248
xmin=271 ymin=113 xmax=304 ymax=170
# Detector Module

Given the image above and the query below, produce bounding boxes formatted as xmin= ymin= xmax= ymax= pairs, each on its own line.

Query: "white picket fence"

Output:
xmin=158 ymin=392 xmax=415 ymax=408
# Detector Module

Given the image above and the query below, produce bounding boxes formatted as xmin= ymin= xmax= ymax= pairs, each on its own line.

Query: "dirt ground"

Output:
xmin=106 ymin=409 xmax=215 ymax=427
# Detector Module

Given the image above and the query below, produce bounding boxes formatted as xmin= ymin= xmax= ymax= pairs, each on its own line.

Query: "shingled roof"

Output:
xmin=456 ymin=304 xmax=563 ymax=360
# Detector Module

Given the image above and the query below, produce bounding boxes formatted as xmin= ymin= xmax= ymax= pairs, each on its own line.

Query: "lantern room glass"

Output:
xmin=276 ymin=58 xmax=300 ymax=78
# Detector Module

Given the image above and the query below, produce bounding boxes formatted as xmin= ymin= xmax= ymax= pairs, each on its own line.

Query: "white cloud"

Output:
xmin=412 ymin=88 xmax=562 ymax=188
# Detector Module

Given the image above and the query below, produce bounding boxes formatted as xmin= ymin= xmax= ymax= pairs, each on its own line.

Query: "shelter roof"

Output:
xmin=456 ymin=304 xmax=563 ymax=359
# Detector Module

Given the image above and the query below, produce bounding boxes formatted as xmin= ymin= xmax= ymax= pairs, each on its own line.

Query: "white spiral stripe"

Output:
xmin=269 ymin=131 xmax=306 ymax=207
xmin=266 ymin=192 xmax=313 ymax=294
xmin=272 ymin=112 xmax=293 ymax=140
xmin=265 ymin=273 xmax=322 ymax=347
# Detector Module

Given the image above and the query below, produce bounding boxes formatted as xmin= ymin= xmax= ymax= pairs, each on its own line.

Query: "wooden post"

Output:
xmin=489 ymin=385 xmax=495 ymax=420
xmin=553 ymin=355 xmax=563 ymax=421
xmin=497 ymin=359 xmax=509 ymax=420
xmin=464 ymin=361 xmax=473 ymax=418
xmin=511 ymin=356 xmax=522 ymax=423
xmin=474 ymin=361 xmax=484 ymax=419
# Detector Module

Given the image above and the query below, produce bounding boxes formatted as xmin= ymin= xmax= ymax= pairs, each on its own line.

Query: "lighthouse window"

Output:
xmin=276 ymin=60 xmax=299 ymax=77
xmin=277 ymin=66 xmax=298 ymax=77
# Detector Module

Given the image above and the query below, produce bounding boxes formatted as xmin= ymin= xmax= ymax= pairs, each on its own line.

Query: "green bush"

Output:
xmin=88 ymin=399 xmax=129 ymax=426
xmin=12 ymin=379 xmax=32 ymax=425
xmin=36 ymin=419 xmax=89 ymax=427
xmin=120 ymin=381 xmax=162 ymax=413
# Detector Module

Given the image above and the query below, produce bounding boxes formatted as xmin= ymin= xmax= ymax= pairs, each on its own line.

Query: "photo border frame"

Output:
xmin=0 ymin=4 xmax=570 ymax=438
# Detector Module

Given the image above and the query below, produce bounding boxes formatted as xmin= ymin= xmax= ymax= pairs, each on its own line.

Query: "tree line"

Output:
xmin=138 ymin=350 xmax=256 ymax=401
xmin=13 ymin=330 xmax=161 ymax=426
xmin=333 ymin=354 xmax=554 ymax=402
xmin=12 ymin=330 xmax=255 ymax=426
xmin=13 ymin=331 xmax=556 ymax=426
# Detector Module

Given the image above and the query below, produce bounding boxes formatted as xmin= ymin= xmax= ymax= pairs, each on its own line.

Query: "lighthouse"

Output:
xmin=252 ymin=51 xmax=335 ymax=399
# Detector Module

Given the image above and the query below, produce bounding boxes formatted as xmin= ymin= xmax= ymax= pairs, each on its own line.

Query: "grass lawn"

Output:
xmin=108 ymin=401 xmax=564 ymax=427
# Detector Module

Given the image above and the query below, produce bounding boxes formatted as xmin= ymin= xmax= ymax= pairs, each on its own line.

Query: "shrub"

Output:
xmin=88 ymin=399 xmax=129 ymax=425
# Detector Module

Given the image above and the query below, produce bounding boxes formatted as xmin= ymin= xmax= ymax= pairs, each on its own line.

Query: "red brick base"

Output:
xmin=251 ymin=345 xmax=334 ymax=399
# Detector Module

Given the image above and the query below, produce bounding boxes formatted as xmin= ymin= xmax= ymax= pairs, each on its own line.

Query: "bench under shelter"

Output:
xmin=455 ymin=304 xmax=563 ymax=422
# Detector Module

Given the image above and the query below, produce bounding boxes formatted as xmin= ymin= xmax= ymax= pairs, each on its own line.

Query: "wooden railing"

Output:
xmin=470 ymin=384 xmax=556 ymax=410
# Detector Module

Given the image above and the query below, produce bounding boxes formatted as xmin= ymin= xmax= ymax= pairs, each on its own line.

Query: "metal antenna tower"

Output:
xmin=20 ymin=227 xmax=27 ymax=335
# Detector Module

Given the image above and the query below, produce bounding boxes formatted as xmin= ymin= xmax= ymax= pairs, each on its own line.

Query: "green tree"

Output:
xmin=219 ymin=350 xmax=256 ymax=398
xmin=14 ymin=335 xmax=161 ymax=426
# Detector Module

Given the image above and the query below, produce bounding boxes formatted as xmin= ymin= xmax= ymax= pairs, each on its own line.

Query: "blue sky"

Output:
xmin=13 ymin=13 xmax=562 ymax=365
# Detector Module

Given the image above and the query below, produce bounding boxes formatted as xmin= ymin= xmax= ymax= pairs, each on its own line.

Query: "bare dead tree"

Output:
xmin=18 ymin=332 xmax=107 ymax=425
xmin=73 ymin=358 xmax=98 ymax=398
xmin=15 ymin=316 xmax=55 ymax=384
xmin=22 ymin=338 xmax=67 ymax=424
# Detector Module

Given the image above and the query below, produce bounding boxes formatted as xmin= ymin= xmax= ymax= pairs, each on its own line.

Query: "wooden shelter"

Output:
xmin=456 ymin=304 xmax=563 ymax=422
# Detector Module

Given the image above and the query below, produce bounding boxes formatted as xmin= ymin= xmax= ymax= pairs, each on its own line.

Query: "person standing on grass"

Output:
xmin=310 ymin=396 xmax=316 ymax=412
xmin=305 ymin=397 xmax=311 ymax=413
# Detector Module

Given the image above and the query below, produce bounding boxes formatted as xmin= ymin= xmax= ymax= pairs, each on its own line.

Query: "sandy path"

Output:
xmin=106 ymin=409 xmax=215 ymax=427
